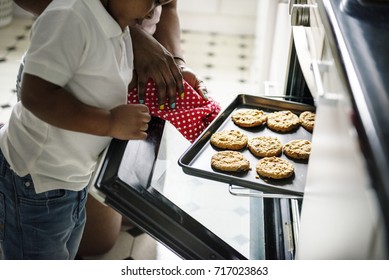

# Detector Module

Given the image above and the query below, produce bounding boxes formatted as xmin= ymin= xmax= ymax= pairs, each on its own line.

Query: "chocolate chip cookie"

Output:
xmin=283 ymin=139 xmax=312 ymax=160
xmin=248 ymin=136 xmax=282 ymax=157
xmin=231 ymin=109 xmax=267 ymax=128
xmin=266 ymin=110 xmax=300 ymax=132
xmin=211 ymin=150 xmax=250 ymax=172
xmin=256 ymin=156 xmax=294 ymax=179
xmin=210 ymin=129 xmax=248 ymax=150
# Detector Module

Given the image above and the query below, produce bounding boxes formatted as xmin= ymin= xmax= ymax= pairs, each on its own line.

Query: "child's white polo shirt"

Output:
xmin=0 ymin=0 xmax=133 ymax=193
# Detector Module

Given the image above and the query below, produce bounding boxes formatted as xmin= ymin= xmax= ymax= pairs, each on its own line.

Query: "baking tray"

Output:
xmin=178 ymin=94 xmax=315 ymax=196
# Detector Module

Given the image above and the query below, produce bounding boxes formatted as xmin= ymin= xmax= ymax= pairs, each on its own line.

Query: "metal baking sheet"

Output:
xmin=178 ymin=94 xmax=316 ymax=196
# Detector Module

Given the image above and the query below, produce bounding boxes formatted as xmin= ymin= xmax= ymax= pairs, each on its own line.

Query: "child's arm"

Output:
xmin=21 ymin=73 xmax=151 ymax=140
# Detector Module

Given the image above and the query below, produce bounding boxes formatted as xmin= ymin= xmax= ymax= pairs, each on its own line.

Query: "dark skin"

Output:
xmin=13 ymin=0 xmax=49 ymax=14
xmin=129 ymin=26 xmax=184 ymax=109
xmin=20 ymin=74 xmax=151 ymax=140
xmin=152 ymin=2 xmax=208 ymax=100
xmin=14 ymin=0 xmax=208 ymax=109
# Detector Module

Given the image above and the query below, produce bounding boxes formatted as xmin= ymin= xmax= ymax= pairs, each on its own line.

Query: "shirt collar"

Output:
xmin=83 ymin=0 xmax=122 ymax=38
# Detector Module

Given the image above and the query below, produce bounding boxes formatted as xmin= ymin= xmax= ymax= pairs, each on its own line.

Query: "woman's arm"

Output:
xmin=153 ymin=0 xmax=183 ymax=61
xmin=130 ymin=0 xmax=186 ymax=109
xmin=155 ymin=0 xmax=208 ymax=98
xmin=132 ymin=0 xmax=208 ymax=104
xmin=14 ymin=0 xmax=51 ymax=15
xmin=130 ymin=26 xmax=184 ymax=109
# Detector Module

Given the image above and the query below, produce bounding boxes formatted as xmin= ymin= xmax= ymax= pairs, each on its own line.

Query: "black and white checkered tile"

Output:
xmin=180 ymin=30 xmax=258 ymax=109
xmin=0 ymin=17 xmax=33 ymax=123
xmin=78 ymin=224 xmax=180 ymax=260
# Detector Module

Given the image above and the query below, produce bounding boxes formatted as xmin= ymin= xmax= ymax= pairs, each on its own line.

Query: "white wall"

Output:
xmin=178 ymin=0 xmax=258 ymax=35
xmin=252 ymin=1 xmax=291 ymax=95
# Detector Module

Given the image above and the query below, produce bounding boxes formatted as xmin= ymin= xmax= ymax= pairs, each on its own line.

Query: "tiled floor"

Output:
xmin=0 ymin=17 xmax=32 ymax=123
xmin=0 ymin=16 xmax=259 ymax=260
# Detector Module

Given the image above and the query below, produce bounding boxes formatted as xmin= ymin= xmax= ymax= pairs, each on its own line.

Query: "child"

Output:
xmin=0 ymin=0 xmax=172 ymax=259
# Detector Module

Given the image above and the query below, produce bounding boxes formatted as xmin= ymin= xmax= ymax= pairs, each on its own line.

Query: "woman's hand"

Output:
xmin=179 ymin=65 xmax=209 ymax=100
xmin=129 ymin=27 xmax=184 ymax=110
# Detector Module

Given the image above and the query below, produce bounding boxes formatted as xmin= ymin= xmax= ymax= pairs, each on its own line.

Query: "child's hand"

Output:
xmin=108 ymin=104 xmax=151 ymax=140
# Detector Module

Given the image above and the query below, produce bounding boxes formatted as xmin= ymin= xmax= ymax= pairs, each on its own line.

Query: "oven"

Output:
xmin=289 ymin=0 xmax=388 ymax=259
xmin=90 ymin=0 xmax=389 ymax=259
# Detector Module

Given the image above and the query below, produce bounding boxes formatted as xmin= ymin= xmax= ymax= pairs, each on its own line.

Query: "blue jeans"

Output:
xmin=0 ymin=149 xmax=87 ymax=259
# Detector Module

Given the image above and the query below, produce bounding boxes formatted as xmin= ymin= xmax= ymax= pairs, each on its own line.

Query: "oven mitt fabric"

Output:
xmin=128 ymin=79 xmax=221 ymax=143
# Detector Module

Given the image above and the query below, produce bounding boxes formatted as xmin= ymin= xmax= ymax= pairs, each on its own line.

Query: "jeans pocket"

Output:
xmin=0 ymin=192 xmax=4 ymax=242
xmin=17 ymin=176 xmax=68 ymax=206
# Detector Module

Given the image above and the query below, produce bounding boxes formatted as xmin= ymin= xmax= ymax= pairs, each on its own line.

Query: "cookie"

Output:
xmin=283 ymin=139 xmax=312 ymax=160
xmin=248 ymin=136 xmax=282 ymax=157
xmin=299 ymin=111 xmax=315 ymax=132
xmin=231 ymin=109 xmax=267 ymax=128
xmin=210 ymin=130 xmax=248 ymax=150
xmin=211 ymin=151 xmax=250 ymax=172
xmin=256 ymin=156 xmax=294 ymax=179
xmin=266 ymin=110 xmax=300 ymax=132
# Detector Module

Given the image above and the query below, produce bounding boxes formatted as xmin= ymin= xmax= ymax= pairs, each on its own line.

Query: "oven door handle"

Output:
xmin=311 ymin=59 xmax=341 ymax=102
xmin=228 ymin=185 xmax=303 ymax=199
xmin=311 ymin=59 xmax=326 ymax=98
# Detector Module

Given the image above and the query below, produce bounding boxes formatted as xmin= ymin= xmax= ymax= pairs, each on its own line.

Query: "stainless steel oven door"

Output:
xmin=290 ymin=0 xmax=387 ymax=259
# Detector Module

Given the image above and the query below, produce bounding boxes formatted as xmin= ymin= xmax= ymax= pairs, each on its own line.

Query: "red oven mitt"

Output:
xmin=128 ymin=80 xmax=221 ymax=143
